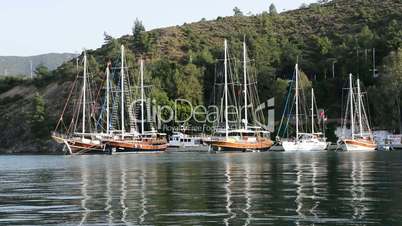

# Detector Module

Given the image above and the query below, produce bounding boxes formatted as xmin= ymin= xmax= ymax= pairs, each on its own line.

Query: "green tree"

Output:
xmin=299 ymin=3 xmax=308 ymax=9
xmin=385 ymin=20 xmax=402 ymax=50
xmin=175 ymin=64 xmax=203 ymax=104
xmin=369 ymin=49 xmax=402 ymax=132
xmin=357 ymin=25 xmax=375 ymax=48
xmin=193 ymin=48 xmax=215 ymax=65
xmin=30 ymin=93 xmax=49 ymax=139
xmin=269 ymin=3 xmax=278 ymax=15
xmin=103 ymin=32 xmax=114 ymax=44
xmin=34 ymin=64 xmax=50 ymax=78
xmin=233 ymin=7 xmax=243 ymax=16
xmin=132 ymin=18 xmax=146 ymax=50
xmin=33 ymin=64 xmax=52 ymax=87
xmin=314 ymin=36 xmax=332 ymax=55
xmin=102 ymin=37 xmax=121 ymax=61
xmin=55 ymin=61 xmax=76 ymax=81
xmin=380 ymin=49 xmax=402 ymax=131
xmin=148 ymin=57 xmax=178 ymax=98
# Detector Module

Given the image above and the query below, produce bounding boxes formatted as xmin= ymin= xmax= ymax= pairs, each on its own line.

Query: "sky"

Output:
xmin=0 ymin=0 xmax=316 ymax=56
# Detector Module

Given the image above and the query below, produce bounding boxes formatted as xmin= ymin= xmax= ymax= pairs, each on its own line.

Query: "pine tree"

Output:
xmin=269 ymin=3 xmax=278 ymax=15
xmin=385 ymin=20 xmax=402 ymax=50
xmin=34 ymin=64 xmax=49 ymax=78
xmin=233 ymin=7 xmax=243 ymax=16
xmin=103 ymin=32 xmax=114 ymax=44
xmin=132 ymin=18 xmax=146 ymax=50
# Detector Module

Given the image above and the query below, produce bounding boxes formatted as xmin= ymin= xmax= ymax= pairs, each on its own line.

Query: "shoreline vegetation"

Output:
xmin=0 ymin=0 xmax=401 ymax=153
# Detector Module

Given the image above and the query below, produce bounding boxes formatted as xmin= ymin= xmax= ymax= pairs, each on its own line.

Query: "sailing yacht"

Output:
xmin=279 ymin=64 xmax=328 ymax=152
xmin=209 ymin=39 xmax=273 ymax=152
xmin=338 ymin=74 xmax=377 ymax=151
xmin=103 ymin=46 xmax=167 ymax=153
xmin=52 ymin=52 xmax=105 ymax=154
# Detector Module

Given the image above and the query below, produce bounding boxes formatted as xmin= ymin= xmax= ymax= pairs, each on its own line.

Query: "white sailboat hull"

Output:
xmin=282 ymin=140 xmax=327 ymax=152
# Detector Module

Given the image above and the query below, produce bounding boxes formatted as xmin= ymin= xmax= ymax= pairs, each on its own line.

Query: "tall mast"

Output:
xmin=243 ymin=40 xmax=248 ymax=131
xmin=295 ymin=64 xmax=299 ymax=140
xmin=140 ymin=59 xmax=145 ymax=134
xmin=311 ymin=88 xmax=314 ymax=134
xmin=357 ymin=78 xmax=363 ymax=137
xmin=82 ymin=52 xmax=87 ymax=137
xmin=224 ymin=39 xmax=229 ymax=139
xmin=106 ymin=63 xmax=110 ymax=134
xmin=349 ymin=73 xmax=355 ymax=139
xmin=121 ymin=45 xmax=125 ymax=137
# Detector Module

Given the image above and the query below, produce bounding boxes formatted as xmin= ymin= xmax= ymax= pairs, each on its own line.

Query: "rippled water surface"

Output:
xmin=1 ymin=152 xmax=402 ymax=225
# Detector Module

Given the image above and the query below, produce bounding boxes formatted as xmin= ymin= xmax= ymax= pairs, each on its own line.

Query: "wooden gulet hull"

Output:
xmin=52 ymin=135 xmax=106 ymax=155
xmin=341 ymin=139 xmax=377 ymax=151
xmin=66 ymin=141 xmax=105 ymax=154
xmin=104 ymin=140 xmax=167 ymax=153
xmin=210 ymin=138 xmax=273 ymax=152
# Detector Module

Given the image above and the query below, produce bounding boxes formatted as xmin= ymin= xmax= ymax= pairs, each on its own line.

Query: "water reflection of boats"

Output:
xmin=350 ymin=160 xmax=367 ymax=220
xmin=310 ymin=161 xmax=320 ymax=219
xmin=295 ymin=159 xmax=305 ymax=223
xmin=223 ymin=161 xmax=236 ymax=225
xmin=139 ymin=169 xmax=148 ymax=224
xmin=105 ymin=160 xmax=114 ymax=225
xmin=120 ymin=159 xmax=128 ymax=224
xmin=117 ymin=157 xmax=149 ymax=224
xmin=79 ymin=159 xmax=91 ymax=225
xmin=242 ymin=163 xmax=252 ymax=226
xmin=293 ymin=156 xmax=329 ymax=225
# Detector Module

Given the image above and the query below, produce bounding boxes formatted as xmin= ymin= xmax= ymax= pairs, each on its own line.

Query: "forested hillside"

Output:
xmin=0 ymin=0 xmax=401 ymax=152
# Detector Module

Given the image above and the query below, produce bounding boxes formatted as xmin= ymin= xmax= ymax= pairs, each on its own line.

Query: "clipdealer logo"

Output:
xmin=129 ymin=98 xmax=275 ymax=132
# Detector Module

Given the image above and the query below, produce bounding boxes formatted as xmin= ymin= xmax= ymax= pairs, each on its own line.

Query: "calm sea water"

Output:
xmin=0 ymin=152 xmax=402 ymax=225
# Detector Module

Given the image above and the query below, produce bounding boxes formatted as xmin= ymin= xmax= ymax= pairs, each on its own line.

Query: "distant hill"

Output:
xmin=0 ymin=53 xmax=78 ymax=77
